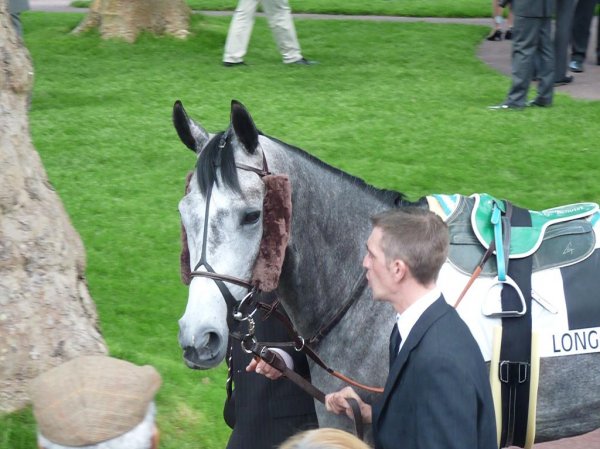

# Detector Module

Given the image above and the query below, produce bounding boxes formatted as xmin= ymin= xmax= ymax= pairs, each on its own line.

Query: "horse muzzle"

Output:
xmin=178 ymin=324 xmax=227 ymax=369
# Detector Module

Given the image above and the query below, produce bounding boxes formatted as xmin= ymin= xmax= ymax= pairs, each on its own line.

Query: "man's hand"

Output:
xmin=246 ymin=356 xmax=284 ymax=380
xmin=325 ymin=386 xmax=372 ymax=423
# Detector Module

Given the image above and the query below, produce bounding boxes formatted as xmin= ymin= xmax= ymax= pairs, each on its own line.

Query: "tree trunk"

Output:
xmin=0 ymin=1 xmax=107 ymax=413
xmin=73 ymin=0 xmax=191 ymax=43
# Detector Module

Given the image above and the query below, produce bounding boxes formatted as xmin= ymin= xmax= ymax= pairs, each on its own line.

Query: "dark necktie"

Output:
xmin=389 ymin=324 xmax=402 ymax=368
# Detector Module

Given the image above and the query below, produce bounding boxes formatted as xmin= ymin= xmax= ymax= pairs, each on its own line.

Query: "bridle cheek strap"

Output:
xmin=181 ymin=172 xmax=194 ymax=286
xmin=251 ymin=174 xmax=292 ymax=292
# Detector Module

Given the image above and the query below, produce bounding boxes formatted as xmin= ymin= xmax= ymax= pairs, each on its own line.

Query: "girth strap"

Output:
xmin=499 ymin=203 xmax=534 ymax=448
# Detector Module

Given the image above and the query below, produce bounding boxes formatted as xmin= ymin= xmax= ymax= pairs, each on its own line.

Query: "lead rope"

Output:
xmin=247 ymin=341 xmax=364 ymax=440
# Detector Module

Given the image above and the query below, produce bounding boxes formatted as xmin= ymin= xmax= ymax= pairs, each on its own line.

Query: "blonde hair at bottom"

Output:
xmin=279 ymin=428 xmax=372 ymax=449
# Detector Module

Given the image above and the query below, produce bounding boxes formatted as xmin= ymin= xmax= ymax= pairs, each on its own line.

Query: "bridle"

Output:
xmin=188 ymin=130 xmax=380 ymax=438
xmin=189 ymin=129 xmax=269 ymax=326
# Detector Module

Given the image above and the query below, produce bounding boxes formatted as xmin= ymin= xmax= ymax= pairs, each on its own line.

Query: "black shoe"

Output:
xmin=554 ymin=76 xmax=573 ymax=86
xmin=223 ymin=61 xmax=245 ymax=67
xmin=527 ymin=99 xmax=552 ymax=107
xmin=504 ymin=28 xmax=512 ymax=40
xmin=488 ymin=103 xmax=523 ymax=110
xmin=486 ymin=29 xmax=502 ymax=41
xmin=568 ymin=60 xmax=584 ymax=73
xmin=290 ymin=57 xmax=317 ymax=65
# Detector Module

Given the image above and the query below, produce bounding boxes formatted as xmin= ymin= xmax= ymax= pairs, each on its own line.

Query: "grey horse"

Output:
xmin=174 ymin=99 xmax=600 ymax=443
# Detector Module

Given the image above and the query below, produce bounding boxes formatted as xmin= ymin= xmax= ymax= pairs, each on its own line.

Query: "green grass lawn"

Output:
xmin=1 ymin=8 xmax=599 ymax=449
xmin=186 ymin=0 xmax=491 ymax=17
xmin=70 ymin=0 xmax=494 ymax=18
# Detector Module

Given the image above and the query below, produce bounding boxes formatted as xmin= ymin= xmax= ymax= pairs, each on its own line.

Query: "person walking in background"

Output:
xmin=223 ymin=0 xmax=316 ymax=66
xmin=30 ymin=356 xmax=162 ymax=449
xmin=489 ymin=0 xmax=555 ymax=109
xmin=8 ymin=0 xmax=30 ymax=37
xmin=487 ymin=0 xmax=514 ymax=41
xmin=569 ymin=0 xmax=600 ymax=71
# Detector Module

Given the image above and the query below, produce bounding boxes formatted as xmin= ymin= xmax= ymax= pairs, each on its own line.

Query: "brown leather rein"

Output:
xmin=229 ymin=279 xmax=376 ymax=441
xmin=231 ymin=272 xmax=383 ymax=394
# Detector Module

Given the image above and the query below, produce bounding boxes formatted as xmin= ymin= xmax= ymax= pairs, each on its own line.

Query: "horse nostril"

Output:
xmin=188 ymin=331 xmax=223 ymax=359
xmin=206 ymin=331 xmax=222 ymax=354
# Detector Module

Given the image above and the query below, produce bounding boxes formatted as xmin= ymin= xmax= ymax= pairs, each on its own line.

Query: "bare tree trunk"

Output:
xmin=0 ymin=0 xmax=107 ymax=413
xmin=73 ymin=0 xmax=191 ymax=43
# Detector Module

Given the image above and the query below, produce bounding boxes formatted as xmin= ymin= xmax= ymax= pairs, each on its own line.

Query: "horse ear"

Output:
xmin=173 ymin=100 xmax=210 ymax=154
xmin=230 ymin=100 xmax=259 ymax=154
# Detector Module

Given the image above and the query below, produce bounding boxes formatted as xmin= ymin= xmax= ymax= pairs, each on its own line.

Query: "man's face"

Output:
xmin=362 ymin=227 xmax=397 ymax=301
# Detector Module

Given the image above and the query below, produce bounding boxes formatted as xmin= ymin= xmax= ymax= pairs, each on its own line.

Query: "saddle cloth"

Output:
xmin=429 ymin=194 xmax=598 ymax=277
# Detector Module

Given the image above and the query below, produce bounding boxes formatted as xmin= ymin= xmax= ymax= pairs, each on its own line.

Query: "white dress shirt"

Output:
xmin=395 ymin=287 xmax=442 ymax=353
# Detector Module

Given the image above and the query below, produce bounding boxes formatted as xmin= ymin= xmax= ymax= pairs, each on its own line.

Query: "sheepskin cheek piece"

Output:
xmin=251 ymin=174 xmax=292 ymax=292
xmin=180 ymin=172 xmax=292 ymax=292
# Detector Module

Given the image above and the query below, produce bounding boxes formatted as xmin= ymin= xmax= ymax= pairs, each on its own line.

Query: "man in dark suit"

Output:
xmin=553 ymin=0 xmax=577 ymax=85
xmin=325 ymin=208 xmax=497 ymax=449
xmin=225 ymin=298 xmax=318 ymax=449
xmin=489 ymin=0 xmax=555 ymax=108
xmin=569 ymin=0 xmax=600 ymax=71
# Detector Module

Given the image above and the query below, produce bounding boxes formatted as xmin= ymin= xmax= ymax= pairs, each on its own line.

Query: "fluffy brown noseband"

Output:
xmin=180 ymin=171 xmax=292 ymax=292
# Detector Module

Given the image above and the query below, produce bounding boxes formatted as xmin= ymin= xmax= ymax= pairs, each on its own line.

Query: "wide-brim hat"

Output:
xmin=30 ymin=355 xmax=161 ymax=447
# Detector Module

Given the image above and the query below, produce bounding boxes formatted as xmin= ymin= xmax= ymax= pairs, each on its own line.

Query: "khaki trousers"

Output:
xmin=223 ymin=0 xmax=303 ymax=64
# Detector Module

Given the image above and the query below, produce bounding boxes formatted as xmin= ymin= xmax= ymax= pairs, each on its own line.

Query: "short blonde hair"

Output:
xmin=279 ymin=428 xmax=372 ymax=449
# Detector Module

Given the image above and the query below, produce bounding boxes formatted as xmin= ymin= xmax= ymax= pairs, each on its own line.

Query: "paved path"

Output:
xmin=26 ymin=1 xmax=600 ymax=447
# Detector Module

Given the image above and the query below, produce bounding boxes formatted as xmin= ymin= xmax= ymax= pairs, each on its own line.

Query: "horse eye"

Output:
xmin=242 ymin=211 xmax=261 ymax=225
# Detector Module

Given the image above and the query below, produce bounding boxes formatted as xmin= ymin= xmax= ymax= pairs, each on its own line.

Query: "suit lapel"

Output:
xmin=375 ymin=296 xmax=451 ymax=425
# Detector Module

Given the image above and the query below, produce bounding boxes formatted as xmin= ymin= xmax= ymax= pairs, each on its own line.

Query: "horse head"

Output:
xmin=174 ymin=100 xmax=291 ymax=369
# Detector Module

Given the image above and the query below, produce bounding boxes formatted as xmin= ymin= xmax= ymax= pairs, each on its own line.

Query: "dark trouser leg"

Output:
xmin=571 ymin=0 xmax=597 ymax=63
xmin=507 ymin=16 xmax=540 ymax=107
xmin=554 ymin=0 xmax=577 ymax=80
xmin=597 ymin=7 xmax=600 ymax=64
xmin=537 ymin=18 xmax=555 ymax=104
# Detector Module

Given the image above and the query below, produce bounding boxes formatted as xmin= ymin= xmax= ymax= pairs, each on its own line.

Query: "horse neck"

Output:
xmin=264 ymin=140 xmax=415 ymax=336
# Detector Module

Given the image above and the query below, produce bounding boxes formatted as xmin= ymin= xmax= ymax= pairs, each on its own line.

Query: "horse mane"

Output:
xmin=268 ymin=135 xmax=410 ymax=207
xmin=196 ymin=131 xmax=410 ymax=208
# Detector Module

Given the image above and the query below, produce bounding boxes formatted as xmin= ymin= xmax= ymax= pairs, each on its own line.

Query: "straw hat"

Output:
xmin=30 ymin=356 xmax=161 ymax=447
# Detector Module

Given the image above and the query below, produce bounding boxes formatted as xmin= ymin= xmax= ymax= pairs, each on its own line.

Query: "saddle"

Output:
xmin=432 ymin=193 xmax=598 ymax=277
xmin=431 ymin=193 xmax=599 ymax=449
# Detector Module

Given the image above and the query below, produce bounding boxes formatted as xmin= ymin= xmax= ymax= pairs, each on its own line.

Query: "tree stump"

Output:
xmin=0 ymin=1 xmax=107 ymax=413
xmin=72 ymin=0 xmax=191 ymax=43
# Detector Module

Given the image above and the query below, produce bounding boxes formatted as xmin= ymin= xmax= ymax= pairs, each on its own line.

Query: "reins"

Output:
xmin=251 ymin=276 xmax=384 ymax=395
xmin=227 ymin=272 xmax=384 ymax=395
xmin=229 ymin=291 xmax=370 ymax=439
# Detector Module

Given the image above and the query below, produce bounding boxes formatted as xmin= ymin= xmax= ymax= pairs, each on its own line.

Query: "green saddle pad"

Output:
xmin=472 ymin=193 xmax=598 ymax=258
xmin=445 ymin=195 xmax=597 ymax=277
